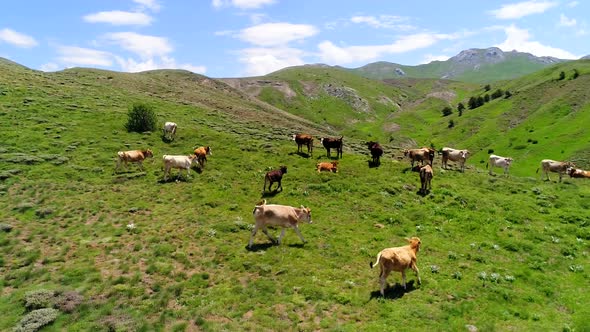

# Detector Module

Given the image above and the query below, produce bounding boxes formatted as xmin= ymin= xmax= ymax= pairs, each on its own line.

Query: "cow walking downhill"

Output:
xmin=262 ymin=166 xmax=288 ymax=193
xmin=248 ymin=200 xmax=313 ymax=248
xmin=163 ymin=122 xmax=177 ymax=140
xmin=115 ymin=149 xmax=153 ymax=172
xmin=370 ymin=237 xmax=422 ymax=296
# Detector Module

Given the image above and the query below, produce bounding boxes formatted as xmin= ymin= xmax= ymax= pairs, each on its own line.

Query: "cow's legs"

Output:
xmin=278 ymin=228 xmax=286 ymax=244
xmin=401 ymin=270 xmax=407 ymax=289
xmin=412 ymin=263 xmax=421 ymax=285
xmin=261 ymin=227 xmax=276 ymax=243
xmin=248 ymin=226 xmax=259 ymax=248
xmin=293 ymin=225 xmax=306 ymax=243
xmin=379 ymin=269 xmax=389 ymax=297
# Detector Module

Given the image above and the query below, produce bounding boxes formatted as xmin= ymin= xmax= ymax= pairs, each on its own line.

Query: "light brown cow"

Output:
xmin=441 ymin=147 xmax=470 ymax=172
xmin=115 ymin=149 xmax=153 ymax=172
xmin=537 ymin=159 xmax=575 ymax=182
xmin=316 ymin=161 xmax=338 ymax=173
xmin=248 ymin=200 xmax=313 ymax=248
xmin=419 ymin=164 xmax=433 ymax=194
xmin=370 ymin=237 xmax=422 ymax=296
xmin=193 ymin=146 xmax=212 ymax=168
xmin=568 ymin=167 xmax=590 ymax=179
xmin=292 ymin=134 xmax=314 ymax=155
xmin=403 ymin=147 xmax=435 ymax=167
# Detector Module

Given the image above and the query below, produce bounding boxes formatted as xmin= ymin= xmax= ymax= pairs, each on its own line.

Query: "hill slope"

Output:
xmin=0 ymin=59 xmax=589 ymax=331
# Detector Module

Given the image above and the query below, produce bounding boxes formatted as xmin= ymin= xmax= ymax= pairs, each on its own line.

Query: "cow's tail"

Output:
xmin=252 ymin=199 xmax=266 ymax=215
xmin=370 ymin=252 xmax=382 ymax=269
xmin=485 ymin=162 xmax=489 ymax=169
xmin=535 ymin=167 xmax=540 ymax=174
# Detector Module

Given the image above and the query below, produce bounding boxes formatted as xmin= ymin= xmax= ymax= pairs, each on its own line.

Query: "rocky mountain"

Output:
xmin=349 ymin=47 xmax=568 ymax=83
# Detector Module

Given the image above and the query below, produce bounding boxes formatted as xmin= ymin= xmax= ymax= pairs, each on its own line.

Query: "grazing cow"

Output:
xmin=487 ymin=154 xmax=514 ymax=175
xmin=292 ymin=134 xmax=313 ymax=155
xmin=263 ymin=165 xmax=288 ymax=193
xmin=419 ymin=165 xmax=433 ymax=194
xmin=366 ymin=141 xmax=384 ymax=165
xmin=193 ymin=146 xmax=212 ymax=168
xmin=163 ymin=122 xmax=177 ymax=140
xmin=163 ymin=154 xmax=199 ymax=181
xmin=320 ymin=136 xmax=343 ymax=159
xmin=567 ymin=167 xmax=590 ymax=179
xmin=115 ymin=149 xmax=153 ymax=172
xmin=316 ymin=161 xmax=338 ymax=173
xmin=248 ymin=199 xmax=313 ymax=248
xmin=403 ymin=147 xmax=435 ymax=167
xmin=536 ymin=159 xmax=575 ymax=182
xmin=370 ymin=237 xmax=422 ymax=296
xmin=441 ymin=147 xmax=470 ymax=172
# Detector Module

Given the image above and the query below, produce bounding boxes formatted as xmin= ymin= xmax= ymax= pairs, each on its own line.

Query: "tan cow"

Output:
xmin=441 ymin=147 xmax=470 ymax=172
xmin=537 ymin=159 xmax=575 ymax=182
xmin=488 ymin=154 xmax=513 ymax=176
xmin=115 ymin=149 xmax=153 ymax=172
xmin=163 ymin=154 xmax=199 ymax=181
xmin=403 ymin=147 xmax=435 ymax=167
xmin=568 ymin=167 xmax=590 ymax=178
xmin=193 ymin=146 xmax=212 ymax=168
xmin=370 ymin=237 xmax=422 ymax=296
xmin=316 ymin=161 xmax=338 ymax=173
xmin=419 ymin=165 xmax=433 ymax=194
xmin=248 ymin=200 xmax=313 ymax=248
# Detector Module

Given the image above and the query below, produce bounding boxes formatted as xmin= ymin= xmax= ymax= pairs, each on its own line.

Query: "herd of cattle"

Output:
xmin=115 ymin=126 xmax=588 ymax=296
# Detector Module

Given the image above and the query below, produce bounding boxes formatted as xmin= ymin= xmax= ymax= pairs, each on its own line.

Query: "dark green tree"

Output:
xmin=558 ymin=71 xmax=565 ymax=80
xmin=491 ymin=89 xmax=503 ymax=99
xmin=448 ymin=119 xmax=455 ymax=128
xmin=484 ymin=84 xmax=491 ymax=91
xmin=572 ymin=69 xmax=579 ymax=79
xmin=504 ymin=90 xmax=512 ymax=99
xmin=457 ymin=102 xmax=465 ymax=116
xmin=442 ymin=106 xmax=453 ymax=117
xmin=476 ymin=96 xmax=485 ymax=107
xmin=125 ymin=103 xmax=157 ymax=133
xmin=484 ymin=94 xmax=490 ymax=102
xmin=468 ymin=96 xmax=478 ymax=109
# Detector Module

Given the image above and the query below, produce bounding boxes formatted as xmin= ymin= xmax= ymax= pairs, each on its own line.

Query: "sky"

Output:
xmin=0 ymin=0 xmax=588 ymax=78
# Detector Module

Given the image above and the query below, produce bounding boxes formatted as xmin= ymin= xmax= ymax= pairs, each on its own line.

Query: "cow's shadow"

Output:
xmin=289 ymin=151 xmax=312 ymax=159
xmin=161 ymin=136 xmax=174 ymax=143
xmin=368 ymin=281 xmax=418 ymax=301
xmin=157 ymin=175 xmax=190 ymax=183
xmin=261 ymin=190 xmax=281 ymax=198
xmin=417 ymin=189 xmax=431 ymax=197
xmin=245 ymin=243 xmax=275 ymax=252
xmin=368 ymin=160 xmax=381 ymax=168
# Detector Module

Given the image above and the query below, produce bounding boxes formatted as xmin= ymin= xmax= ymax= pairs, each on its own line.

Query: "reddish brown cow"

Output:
xmin=193 ymin=146 xmax=212 ymax=168
xmin=366 ymin=141 xmax=384 ymax=165
xmin=403 ymin=147 xmax=434 ymax=167
xmin=316 ymin=161 xmax=338 ymax=173
xmin=292 ymin=134 xmax=313 ymax=155
xmin=263 ymin=166 xmax=288 ymax=193
xmin=320 ymin=136 xmax=343 ymax=159
xmin=115 ymin=149 xmax=153 ymax=172
xmin=568 ymin=167 xmax=590 ymax=178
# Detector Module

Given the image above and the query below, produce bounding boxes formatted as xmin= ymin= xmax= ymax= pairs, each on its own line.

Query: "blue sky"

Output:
xmin=0 ymin=0 xmax=587 ymax=78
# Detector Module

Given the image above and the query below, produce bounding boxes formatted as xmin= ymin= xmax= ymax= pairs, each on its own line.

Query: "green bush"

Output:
xmin=125 ymin=103 xmax=157 ymax=133
xmin=14 ymin=308 xmax=59 ymax=332
xmin=24 ymin=290 xmax=55 ymax=310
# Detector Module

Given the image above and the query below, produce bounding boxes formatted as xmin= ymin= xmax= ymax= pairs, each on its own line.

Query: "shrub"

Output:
xmin=125 ymin=103 xmax=157 ymax=133
xmin=53 ymin=291 xmax=83 ymax=313
xmin=24 ymin=290 xmax=55 ymax=310
xmin=441 ymin=106 xmax=453 ymax=117
xmin=14 ymin=308 xmax=59 ymax=332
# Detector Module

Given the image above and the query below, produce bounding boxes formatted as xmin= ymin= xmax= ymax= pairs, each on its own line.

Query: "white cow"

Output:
xmin=248 ymin=200 xmax=313 ymax=248
xmin=488 ymin=154 xmax=514 ymax=175
xmin=163 ymin=122 xmax=177 ymax=140
xmin=441 ymin=147 xmax=470 ymax=172
xmin=537 ymin=159 xmax=575 ymax=182
xmin=163 ymin=154 xmax=198 ymax=181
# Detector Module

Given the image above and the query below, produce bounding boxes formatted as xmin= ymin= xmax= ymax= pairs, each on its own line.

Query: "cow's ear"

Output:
xmin=405 ymin=237 xmax=411 ymax=242
xmin=300 ymin=205 xmax=305 ymax=209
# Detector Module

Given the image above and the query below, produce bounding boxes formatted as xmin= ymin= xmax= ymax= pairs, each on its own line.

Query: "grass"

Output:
xmin=0 ymin=59 xmax=589 ymax=331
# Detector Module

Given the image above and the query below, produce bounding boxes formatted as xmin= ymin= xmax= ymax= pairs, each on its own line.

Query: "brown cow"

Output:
xmin=193 ymin=146 xmax=212 ymax=168
xmin=568 ymin=167 xmax=590 ymax=178
xmin=263 ymin=166 xmax=288 ymax=193
xmin=115 ymin=149 xmax=154 ymax=172
xmin=366 ymin=141 xmax=384 ymax=165
xmin=316 ymin=161 xmax=338 ymax=173
xmin=403 ymin=147 xmax=434 ymax=167
xmin=292 ymin=134 xmax=313 ymax=155
xmin=320 ymin=136 xmax=343 ymax=159
xmin=370 ymin=237 xmax=422 ymax=296
xmin=419 ymin=164 xmax=433 ymax=194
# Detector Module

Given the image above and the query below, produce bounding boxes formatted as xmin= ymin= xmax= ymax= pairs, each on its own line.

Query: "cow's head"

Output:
xmin=299 ymin=206 xmax=312 ymax=224
xmin=506 ymin=157 xmax=514 ymax=165
xmin=366 ymin=141 xmax=377 ymax=149
xmin=461 ymin=150 xmax=471 ymax=159
xmin=292 ymin=134 xmax=297 ymax=141
xmin=279 ymin=165 xmax=288 ymax=174
xmin=144 ymin=149 xmax=154 ymax=158
xmin=206 ymin=146 xmax=212 ymax=155
xmin=406 ymin=237 xmax=422 ymax=251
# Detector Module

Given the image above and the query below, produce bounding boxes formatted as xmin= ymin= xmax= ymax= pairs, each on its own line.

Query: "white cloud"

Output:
xmin=558 ymin=14 xmax=577 ymax=27
xmin=489 ymin=1 xmax=557 ymax=19
xmin=83 ymin=11 xmax=153 ymax=26
xmin=133 ymin=0 xmax=161 ymax=12
xmin=350 ymin=15 xmax=415 ymax=30
xmin=57 ymin=46 xmax=113 ymax=67
xmin=239 ymin=47 xmax=305 ymax=76
xmin=496 ymin=25 xmax=579 ymax=59
xmin=40 ymin=62 xmax=60 ymax=72
xmin=103 ymin=32 xmax=173 ymax=59
xmin=317 ymin=33 xmax=456 ymax=64
xmin=239 ymin=23 xmax=318 ymax=46
xmin=212 ymin=0 xmax=276 ymax=9
xmin=421 ymin=54 xmax=450 ymax=64
xmin=568 ymin=1 xmax=579 ymax=7
xmin=0 ymin=28 xmax=38 ymax=48
xmin=115 ymin=56 xmax=206 ymax=73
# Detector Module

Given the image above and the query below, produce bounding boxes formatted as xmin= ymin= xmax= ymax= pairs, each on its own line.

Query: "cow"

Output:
xmin=366 ymin=141 xmax=384 ymax=165
xmin=115 ymin=149 xmax=153 ymax=172
xmin=419 ymin=165 xmax=433 ymax=194
xmin=292 ymin=134 xmax=313 ymax=156
xmin=536 ymin=159 xmax=575 ymax=182
xmin=403 ymin=147 xmax=435 ymax=167
xmin=162 ymin=154 xmax=199 ymax=181
xmin=487 ymin=154 xmax=513 ymax=176
xmin=263 ymin=166 xmax=287 ymax=193
xmin=316 ymin=161 xmax=338 ymax=173
xmin=441 ymin=147 xmax=470 ymax=172
xmin=567 ymin=167 xmax=590 ymax=179
xmin=163 ymin=122 xmax=177 ymax=140
xmin=193 ymin=146 xmax=212 ymax=168
xmin=320 ymin=136 xmax=343 ymax=159
xmin=248 ymin=199 xmax=313 ymax=248
xmin=370 ymin=237 xmax=422 ymax=296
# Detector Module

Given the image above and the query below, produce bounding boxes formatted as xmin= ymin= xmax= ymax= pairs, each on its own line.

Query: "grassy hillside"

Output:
xmin=0 ymin=60 xmax=589 ymax=331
